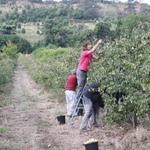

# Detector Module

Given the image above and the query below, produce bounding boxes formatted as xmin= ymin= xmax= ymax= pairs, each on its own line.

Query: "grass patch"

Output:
xmin=0 ymin=128 xmax=6 ymax=134
xmin=33 ymin=47 xmax=69 ymax=61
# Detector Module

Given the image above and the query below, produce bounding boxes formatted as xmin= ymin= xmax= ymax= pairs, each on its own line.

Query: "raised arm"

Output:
xmin=88 ymin=39 xmax=102 ymax=54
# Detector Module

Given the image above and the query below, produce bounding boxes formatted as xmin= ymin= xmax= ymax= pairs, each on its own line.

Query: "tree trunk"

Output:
xmin=132 ymin=112 xmax=137 ymax=129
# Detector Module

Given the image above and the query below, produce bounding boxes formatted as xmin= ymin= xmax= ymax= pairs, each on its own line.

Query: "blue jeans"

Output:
xmin=76 ymin=69 xmax=87 ymax=101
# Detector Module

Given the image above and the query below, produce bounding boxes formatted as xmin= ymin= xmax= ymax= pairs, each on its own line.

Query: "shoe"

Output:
xmin=93 ymin=123 xmax=100 ymax=128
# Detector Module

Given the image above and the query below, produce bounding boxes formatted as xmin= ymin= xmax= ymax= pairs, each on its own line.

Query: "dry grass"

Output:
xmin=116 ymin=127 xmax=150 ymax=150
xmin=0 ymin=83 xmax=12 ymax=107
xmin=71 ymin=21 xmax=96 ymax=30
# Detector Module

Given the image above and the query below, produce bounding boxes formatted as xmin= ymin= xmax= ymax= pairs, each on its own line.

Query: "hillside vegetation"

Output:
xmin=0 ymin=0 xmax=150 ymax=45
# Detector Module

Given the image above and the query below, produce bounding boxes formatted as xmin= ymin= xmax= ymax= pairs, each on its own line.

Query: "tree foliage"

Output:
xmin=89 ymin=21 xmax=150 ymax=127
xmin=2 ymin=42 xmax=17 ymax=59
xmin=0 ymin=35 xmax=32 ymax=54
xmin=94 ymin=22 xmax=114 ymax=40
xmin=0 ymin=42 xmax=17 ymax=85
xmin=0 ymin=24 xmax=16 ymax=34
xmin=43 ymin=17 xmax=74 ymax=47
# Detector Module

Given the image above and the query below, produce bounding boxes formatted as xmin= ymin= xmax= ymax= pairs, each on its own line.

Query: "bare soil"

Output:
xmin=0 ymin=60 xmax=150 ymax=150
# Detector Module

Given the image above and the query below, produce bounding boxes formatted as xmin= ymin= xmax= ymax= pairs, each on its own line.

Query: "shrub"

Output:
xmin=17 ymin=23 xmax=21 ymax=29
xmin=36 ymin=30 xmax=40 ymax=34
xmin=0 ymin=43 xmax=17 ymax=86
xmin=0 ymin=35 xmax=32 ymax=53
xmin=22 ymin=47 xmax=79 ymax=90
xmin=2 ymin=42 xmax=17 ymax=59
xmin=0 ymin=53 xmax=15 ymax=85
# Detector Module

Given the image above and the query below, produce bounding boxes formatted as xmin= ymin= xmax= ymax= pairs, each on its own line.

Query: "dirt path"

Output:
xmin=0 ymin=59 xmax=150 ymax=150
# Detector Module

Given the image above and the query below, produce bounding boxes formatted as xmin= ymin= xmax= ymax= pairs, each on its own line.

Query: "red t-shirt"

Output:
xmin=65 ymin=74 xmax=77 ymax=91
xmin=78 ymin=49 xmax=93 ymax=72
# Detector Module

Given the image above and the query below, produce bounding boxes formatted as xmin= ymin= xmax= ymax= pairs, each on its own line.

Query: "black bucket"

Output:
xmin=84 ymin=142 xmax=99 ymax=150
xmin=57 ymin=115 xmax=65 ymax=124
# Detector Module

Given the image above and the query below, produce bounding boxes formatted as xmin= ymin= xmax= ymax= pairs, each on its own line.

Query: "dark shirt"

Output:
xmin=83 ymin=82 xmax=104 ymax=108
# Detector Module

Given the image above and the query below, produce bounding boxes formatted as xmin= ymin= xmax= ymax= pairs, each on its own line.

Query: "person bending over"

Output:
xmin=80 ymin=82 xmax=104 ymax=132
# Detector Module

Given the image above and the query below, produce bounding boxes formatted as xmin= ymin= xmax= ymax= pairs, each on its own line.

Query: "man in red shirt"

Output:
xmin=65 ymin=69 xmax=77 ymax=127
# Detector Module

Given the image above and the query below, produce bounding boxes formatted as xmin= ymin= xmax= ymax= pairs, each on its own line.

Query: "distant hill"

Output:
xmin=0 ymin=0 xmax=150 ymax=45
xmin=0 ymin=0 xmax=47 ymax=14
xmin=0 ymin=0 xmax=149 ymax=18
